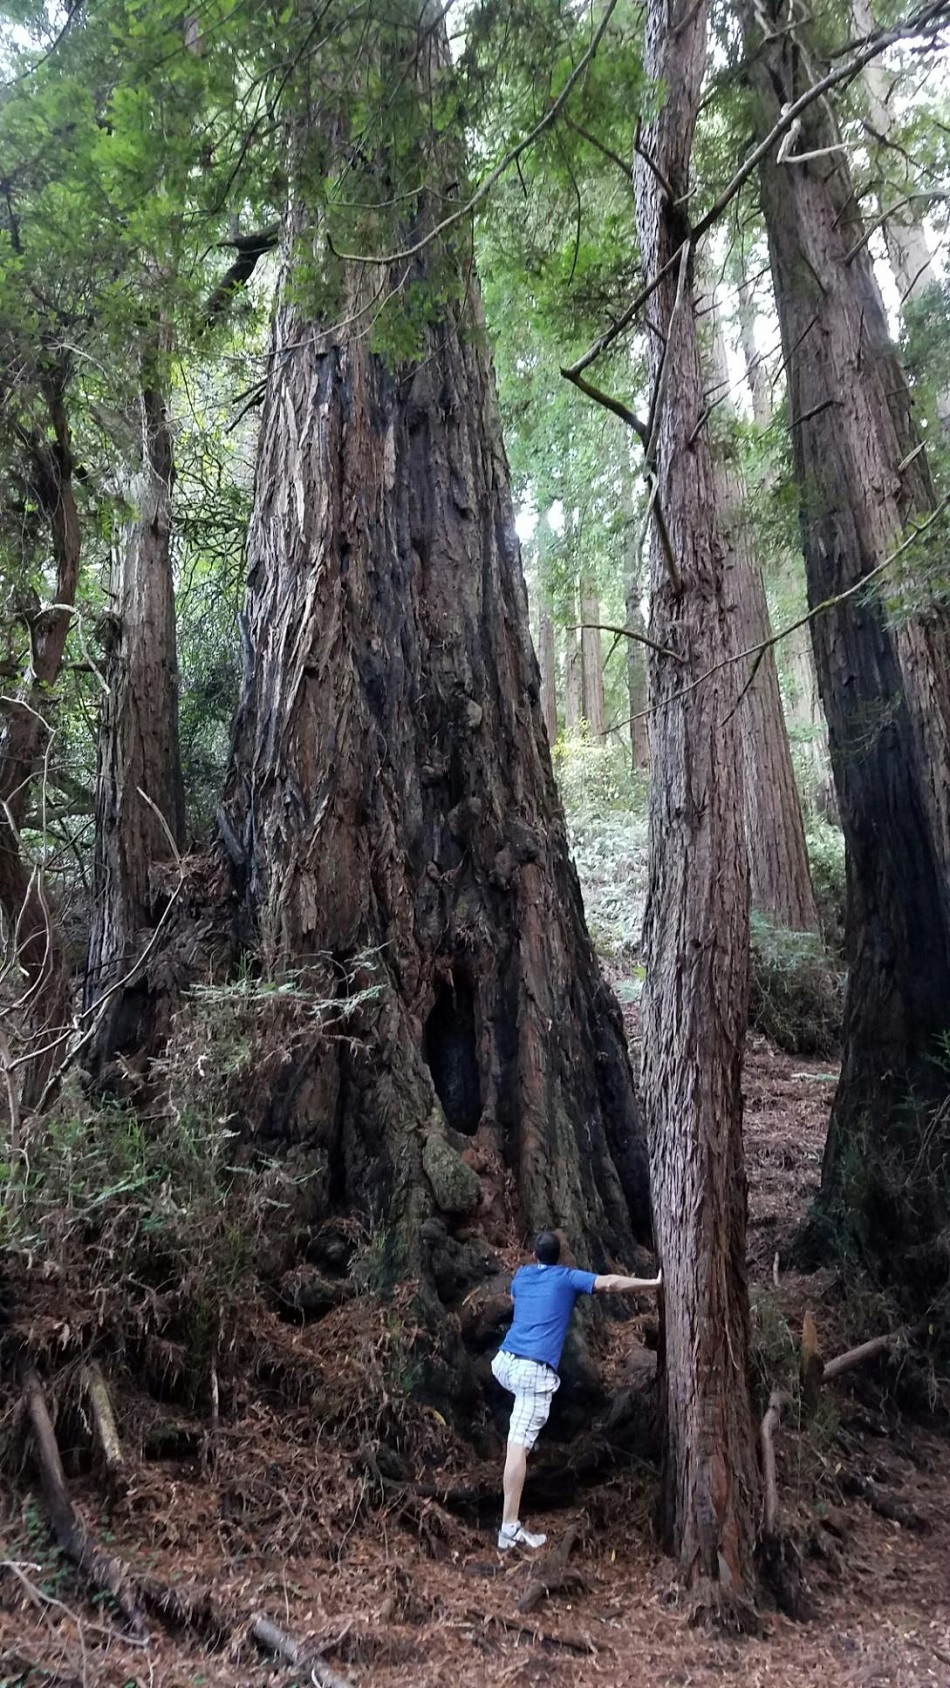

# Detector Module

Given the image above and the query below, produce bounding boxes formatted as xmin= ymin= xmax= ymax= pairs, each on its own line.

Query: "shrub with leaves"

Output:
xmin=805 ymin=820 xmax=846 ymax=955
xmin=749 ymin=913 xmax=843 ymax=1057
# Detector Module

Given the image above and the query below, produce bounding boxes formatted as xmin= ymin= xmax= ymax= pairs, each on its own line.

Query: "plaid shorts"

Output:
xmin=491 ymin=1349 xmax=560 ymax=1449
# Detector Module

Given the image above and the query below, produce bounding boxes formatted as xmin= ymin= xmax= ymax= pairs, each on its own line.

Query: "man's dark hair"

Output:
xmin=534 ymin=1230 xmax=561 ymax=1265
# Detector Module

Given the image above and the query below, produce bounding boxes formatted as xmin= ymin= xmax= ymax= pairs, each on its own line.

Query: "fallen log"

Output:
xmin=822 ymin=1334 xmax=895 ymax=1383
xmin=24 ymin=1369 xmax=148 ymax=1640
xmin=251 ymin=1613 xmax=357 ymax=1688
xmin=81 ymin=1361 xmax=124 ymax=1486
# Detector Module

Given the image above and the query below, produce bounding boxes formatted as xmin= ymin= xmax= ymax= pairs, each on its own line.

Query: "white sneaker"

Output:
xmin=498 ymin=1522 xmax=547 ymax=1551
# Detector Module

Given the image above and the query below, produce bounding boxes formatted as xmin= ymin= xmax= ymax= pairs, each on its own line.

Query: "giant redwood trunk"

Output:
xmin=634 ymin=0 xmax=760 ymax=1623
xmin=222 ymin=9 xmax=649 ymax=1274
xmin=0 ymin=364 xmax=78 ymax=1108
xmin=745 ymin=3 xmax=950 ymax=1255
xmin=85 ymin=351 xmax=185 ymax=1067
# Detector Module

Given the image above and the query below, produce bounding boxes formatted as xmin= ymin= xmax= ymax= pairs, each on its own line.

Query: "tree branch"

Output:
xmin=571 ymin=621 xmax=685 ymax=662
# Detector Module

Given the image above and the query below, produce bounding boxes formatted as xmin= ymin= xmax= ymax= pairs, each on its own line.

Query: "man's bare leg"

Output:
xmin=502 ymin=1439 xmax=528 ymax=1527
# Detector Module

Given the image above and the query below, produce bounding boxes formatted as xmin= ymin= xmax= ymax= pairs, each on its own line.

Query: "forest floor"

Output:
xmin=3 ymin=1029 xmax=950 ymax=1688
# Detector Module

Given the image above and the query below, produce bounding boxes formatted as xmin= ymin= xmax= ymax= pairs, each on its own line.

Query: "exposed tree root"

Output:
xmin=686 ymin=1577 xmax=765 ymax=1637
xmin=517 ymin=1524 xmax=588 ymax=1614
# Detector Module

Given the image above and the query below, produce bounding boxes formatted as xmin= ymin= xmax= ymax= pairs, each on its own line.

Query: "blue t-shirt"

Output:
xmin=501 ymin=1263 xmax=598 ymax=1372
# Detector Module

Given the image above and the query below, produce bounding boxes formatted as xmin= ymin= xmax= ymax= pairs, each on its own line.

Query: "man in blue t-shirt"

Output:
xmin=492 ymin=1230 xmax=661 ymax=1551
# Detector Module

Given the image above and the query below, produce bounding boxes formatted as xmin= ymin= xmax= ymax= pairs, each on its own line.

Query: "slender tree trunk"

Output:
xmin=222 ymin=7 xmax=649 ymax=1275
xmin=620 ymin=454 xmax=650 ymax=770
xmin=563 ymin=592 xmax=583 ymax=733
xmin=735 ymin=262 xmax=834 ymax=816
xmin=85 ymin=347 xmax=185 ymax=1067
xmin=0 ymin=365 xmax=78 ymax=1106
xmin=625 ymin=581 xmax=650 ymax=770
xmin=736 ymin=281 xmax=772 ymax=429
xmin=704 ymin=291 xmax=817 ymax=931
xmin=580 ymin=577 xmax=605 ymax=740
xmin=745 ymin=1 xmax=950 ymax=1249
xmin=634 ymin=0 xmax=759 ymax=1622
xmin=538 ymin=605 xmax=558 ymax=746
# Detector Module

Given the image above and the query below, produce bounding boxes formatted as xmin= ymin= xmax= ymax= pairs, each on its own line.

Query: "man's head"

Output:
xmin=534 ymin=1230 xmax=561 ymax=1265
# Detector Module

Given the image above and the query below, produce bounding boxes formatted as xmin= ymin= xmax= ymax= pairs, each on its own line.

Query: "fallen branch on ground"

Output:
xmin=81 ymin=1361 xmax=124 ymax=1485
xmin=24 ymin=1369 xmax=148 ymax=1640
xmin=251 ymin=1613 xmax=357 ymax=1688
xmin=822 ymin=1334 xmax=896 ymax=1382
xmin=468 ymin=1609 xmax=597 ymax=1655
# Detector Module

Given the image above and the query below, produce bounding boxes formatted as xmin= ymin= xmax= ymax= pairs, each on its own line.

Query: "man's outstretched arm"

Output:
xmin=593 ymin=1271 xmax=662 ymax=1293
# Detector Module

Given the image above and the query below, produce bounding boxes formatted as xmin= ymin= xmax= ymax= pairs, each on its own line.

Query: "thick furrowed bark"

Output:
xmin=745 ymin=3 xmax=950 ymax=1242
xmin=223 ymin=44 xmax=649 ymax=1271
xmin=634 ymin=0 xmax=760 ymax=1621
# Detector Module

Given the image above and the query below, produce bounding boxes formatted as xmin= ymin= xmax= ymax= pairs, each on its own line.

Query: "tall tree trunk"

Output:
xmin=0 ymin=364 xmax=78 ymax=1108
xmin=745 ymin=1 xmax=950 ymax=1255
xmin=222 ymin=8 xmax=649 ymax=1276
xmin=634 ymin=0 xmax=759 ymax=1622
xmin=535 ymin=513 xmax=559 ymax=746
xmin=85 ymin=348 xmax=185 ymax=1067
xmin=621 ymin=460 xmax=650 ymax=771
xmin=704 ymin=291 xmax=818 ymax=931
xmin=735 ymin=262 xmax=834 ymax=816
xmin=580 ymin=576 xmax=605 ymax=739
xmin=537 ymin=605 xmax=558 ymax=746
xmin=563 ymin=590 xmax=583 ymax=733
xmin=625 ymin=579 xmax=650 ymax=770
xmin=736 ymin=280 xmax=772 ymax=429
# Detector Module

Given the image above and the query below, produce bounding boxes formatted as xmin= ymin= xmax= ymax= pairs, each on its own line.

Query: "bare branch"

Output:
xmin=571 ymin=621 xmax=685 ymax=662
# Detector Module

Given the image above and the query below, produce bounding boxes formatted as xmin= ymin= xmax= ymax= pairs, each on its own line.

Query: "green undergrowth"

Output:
xmin=749 ymin=912 xmax=843 ymax=1057
xmin=805 ymin=820 xmax=847 ymax=955
xmin=555 ymin=732 xmax=649 ymax=967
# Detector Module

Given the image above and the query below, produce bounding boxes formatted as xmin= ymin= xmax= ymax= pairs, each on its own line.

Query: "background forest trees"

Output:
xmin=2 ymin=0 xmax=950 ymax=1630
